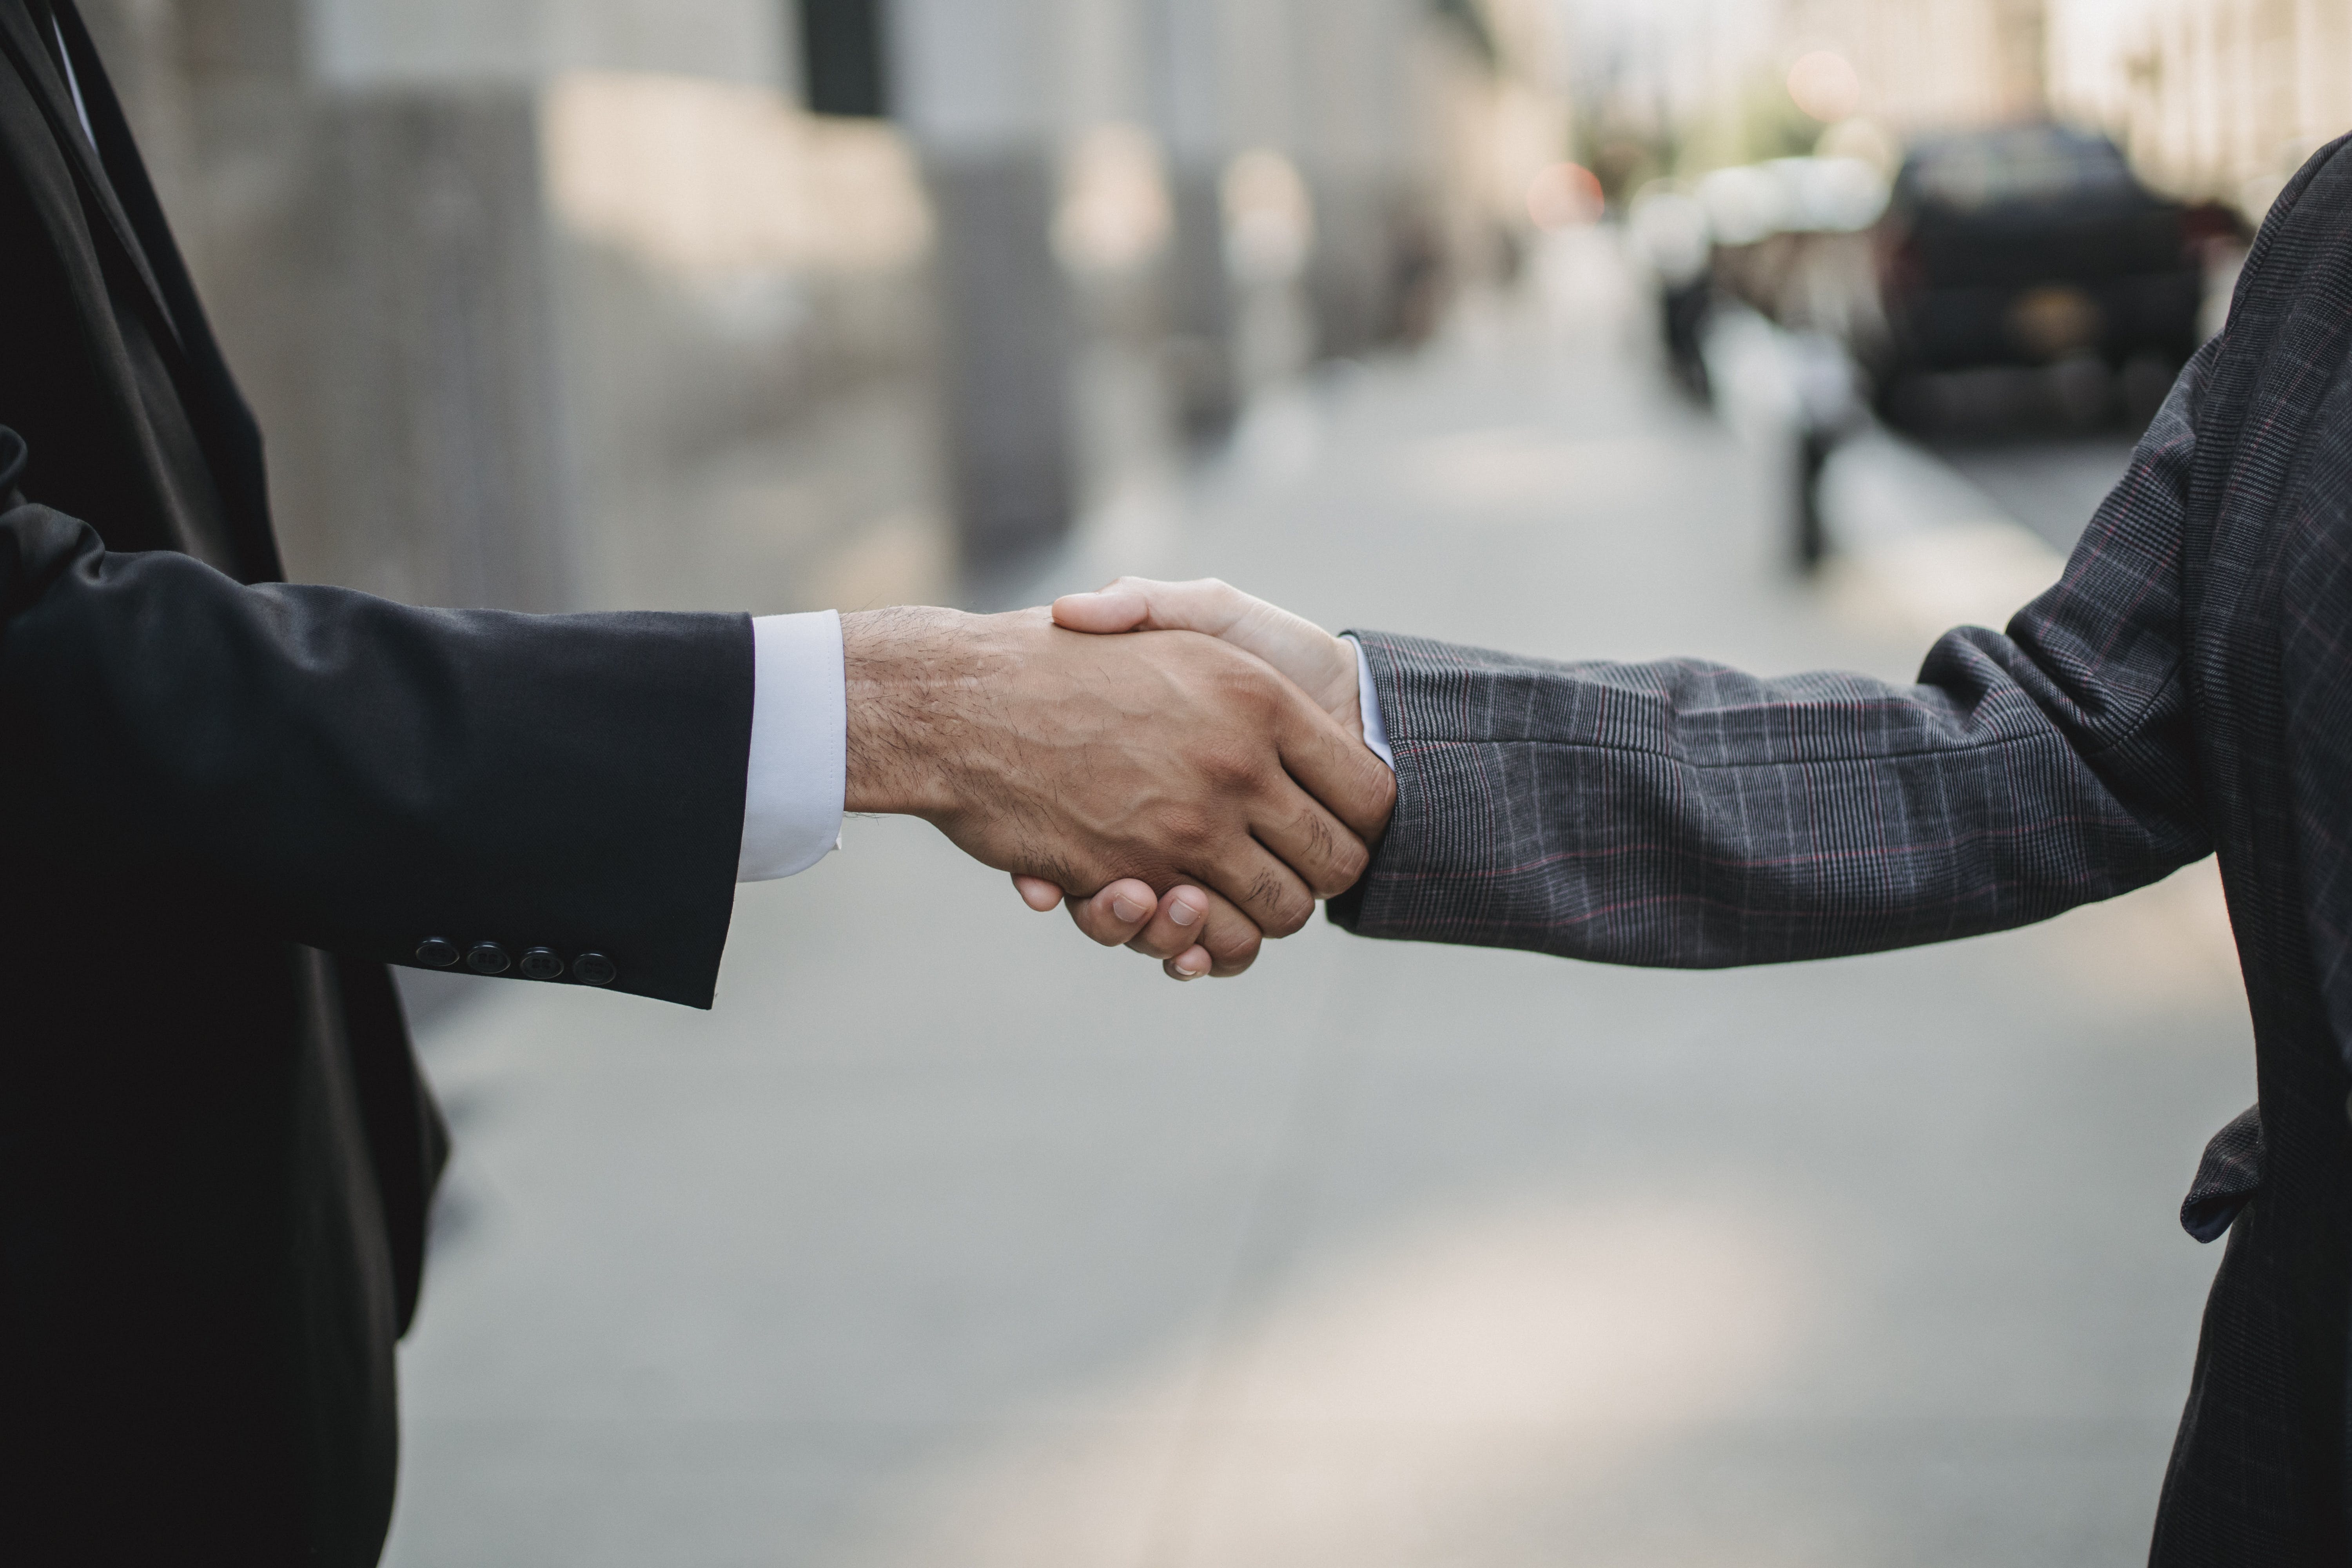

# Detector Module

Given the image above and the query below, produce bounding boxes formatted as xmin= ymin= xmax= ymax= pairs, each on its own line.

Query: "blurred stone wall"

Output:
xmin=534 ymin=70 xmax=942 ymax=613
xmin=67 ymin=0 xmax=1557 ymax=613
xmin=1137 ymin=0 xmax=1550 ymax=436
xmin=82 ymin=0 xmax=576 ymax=610
xmin=74 ymin=0 xmax=946 ymax=615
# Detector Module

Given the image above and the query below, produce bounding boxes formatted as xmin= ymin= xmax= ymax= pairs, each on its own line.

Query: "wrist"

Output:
xmin=1330 ymin=633 xmax=1365 ymax=742
xmin=841 ymin=605 xmax=971 ymax=818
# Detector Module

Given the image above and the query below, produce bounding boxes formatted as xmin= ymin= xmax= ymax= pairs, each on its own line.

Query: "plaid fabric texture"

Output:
xmin=2183 ymin=1105 xmax=2267 ymax=1244
xmin=1333 ymin=138 xmax=2352 ymax=1563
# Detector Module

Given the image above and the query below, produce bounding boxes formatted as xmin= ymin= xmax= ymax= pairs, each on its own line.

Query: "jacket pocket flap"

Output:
xmin=2180 ymin=1103 xmax=2263 ymax=1243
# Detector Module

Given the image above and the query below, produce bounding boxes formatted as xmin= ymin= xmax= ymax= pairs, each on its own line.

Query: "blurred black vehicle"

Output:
xmin=1868 ymin=126 xmax=2230 ymax=396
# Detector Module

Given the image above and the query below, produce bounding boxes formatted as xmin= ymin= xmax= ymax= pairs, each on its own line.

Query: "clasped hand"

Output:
xmin=839 ymin=581 xmax=1376 ymax=984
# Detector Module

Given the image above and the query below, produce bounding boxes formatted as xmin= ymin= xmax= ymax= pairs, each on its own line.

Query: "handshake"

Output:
xmin=844 ymin=577 xmax=1391 ymax=982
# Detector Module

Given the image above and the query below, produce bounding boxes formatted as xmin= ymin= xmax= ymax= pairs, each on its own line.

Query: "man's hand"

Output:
xmin=1050 ymin=577 xmax=1362 ymax=735
xmin=845 ymin=605 xmax=1392 ymax=971
xmin=1007 ymin=579 xmax=1383 ymax=980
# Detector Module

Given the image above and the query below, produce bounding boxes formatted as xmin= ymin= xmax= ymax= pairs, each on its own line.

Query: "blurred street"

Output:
xmin=383 ymin=236 xmax=2256 ymax=1568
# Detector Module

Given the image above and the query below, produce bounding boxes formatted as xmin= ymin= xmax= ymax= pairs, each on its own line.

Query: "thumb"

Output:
xmin=1076 ymin=578 xmax=1359 ymax=730
xmin=1012 ymin=873 xmax=1067 ymax=911
xmin=1051 ymin=590 xmax=1150 ymax=634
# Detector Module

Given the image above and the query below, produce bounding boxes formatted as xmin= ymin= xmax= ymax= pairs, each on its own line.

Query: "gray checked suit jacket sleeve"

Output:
xmin=1330 ymin=342 xmax=2218 ymax=965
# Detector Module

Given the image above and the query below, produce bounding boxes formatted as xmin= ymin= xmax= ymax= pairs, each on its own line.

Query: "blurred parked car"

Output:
xmin=1867 ymin=125 xmax=2232 ymax=392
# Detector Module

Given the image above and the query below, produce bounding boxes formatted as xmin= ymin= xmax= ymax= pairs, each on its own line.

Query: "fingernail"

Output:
xmin=1168 ymin=898 xmax=1201 ymax=928
xmin=1111 ymin=895 xmax=1149 ymax=923
xmin=1176 ymin=956 xmax=1209 ymax=978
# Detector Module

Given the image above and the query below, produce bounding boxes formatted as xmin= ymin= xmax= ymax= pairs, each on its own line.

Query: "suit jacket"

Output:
xmin=1333 ymin=138 xmax=2352 ymax=1562
xmin=0 ymin=4 xmax=752 ymax=1561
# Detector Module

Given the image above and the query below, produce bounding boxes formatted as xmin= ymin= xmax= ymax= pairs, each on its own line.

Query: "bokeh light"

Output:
xmin=1788 ymin=51 xmax=1864 ymax=122
xmin=1526 ymin=162 xmax=1605 ymax=230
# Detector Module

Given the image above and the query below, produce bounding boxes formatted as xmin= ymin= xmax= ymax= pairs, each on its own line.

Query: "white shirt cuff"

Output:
xmin=1346 ymin=635 xmax=1394 ymax=770
xmin=738 ymin=611 xmax=846 ymax=882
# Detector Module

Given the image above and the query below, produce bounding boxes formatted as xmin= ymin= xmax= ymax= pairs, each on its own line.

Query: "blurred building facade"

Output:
xmin=1567 ymin=0 xmax=2348 ymax=225
xmin=2051 ymin=0 xmax=2352 ymax=217
xmin=1765 ymin=0 xmax=2352 ymax=221
xmin=68 ymin=0 xmax=1562 ymax=619
xmin=1783 ymin=0 xmax=2049 ymax=129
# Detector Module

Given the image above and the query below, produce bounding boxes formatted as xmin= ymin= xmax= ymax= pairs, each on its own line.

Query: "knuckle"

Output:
xmin=1322 ymin=832 xmax=1370 ymax=894
xmin=1160 ymin=808 xmax=1216 ymax=858
xmin=1212 ymin=661 xmax=1274 ymax=706
xmin=1198 ymin=745 xmax=1261 ymax=793
xmin=1250 ymin=871 xmax=1312 ymax=938
xmin=1299 ymin=805 xmax=1336 ymax=863
xmin=1289 ymin=807 xmax=1364 ymax=898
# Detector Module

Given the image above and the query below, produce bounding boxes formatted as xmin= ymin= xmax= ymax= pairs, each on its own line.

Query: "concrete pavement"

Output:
xmin=382 ymin=234 xmax=2253 ymax=1568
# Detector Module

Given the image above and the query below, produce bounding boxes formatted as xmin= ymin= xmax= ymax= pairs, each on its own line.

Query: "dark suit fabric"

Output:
xmin=1334 ymin=138 xmax=2352 ymax=1561
xmin=0 ymin=4 xmax=753 ymax=1562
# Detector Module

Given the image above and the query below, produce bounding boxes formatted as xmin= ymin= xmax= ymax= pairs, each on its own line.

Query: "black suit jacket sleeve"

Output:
xmin=0 ymin=445 xmax=754 ymax=1009
xmin=1329 ymin=338 xmax=2219 ymax=966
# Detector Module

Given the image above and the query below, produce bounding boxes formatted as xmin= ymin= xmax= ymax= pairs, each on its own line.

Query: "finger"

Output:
xmin=1013 ymin=873 xmax=1065 ymax=912
xmin=1274 ymin=689 xmax=1398 ymax=843
xmin=1199 ymin=833 xmax=1321 ymax=940
xmin=1249 ymin=776 xmax=1371 ymax=900
xmin=1126 ymin=886 xmax=1264 ymax=977
xmin=1051 ymin=590 xmax=1150 ymax=634
xmin=1078 ymin=578 xmax=1362 ymax=725
xmin=1165 ymin=948 xmax=1214 ymax=981
xmin=1063 ymin=878 xmax=1161 ymax=947
xmin=1121 ymin=885 xmax=1209 ymax=962
xmin=1096 ymin=578 xmax=1252 ymax=637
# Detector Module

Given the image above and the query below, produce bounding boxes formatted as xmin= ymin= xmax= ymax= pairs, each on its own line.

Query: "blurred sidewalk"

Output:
xmin=384 ymin=233 xmax=2252 ymax=1568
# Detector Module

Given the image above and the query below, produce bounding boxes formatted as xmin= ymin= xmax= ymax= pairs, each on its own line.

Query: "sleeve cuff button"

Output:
xmin=415 ymin=938 xmax=460 ymax=968
xmin=573 ymin=953 xmax=617 ymax=987
xmin=519 ymin=948 xmax=566 ymax=981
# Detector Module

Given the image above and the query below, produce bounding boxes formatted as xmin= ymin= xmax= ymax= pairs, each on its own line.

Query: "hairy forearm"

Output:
xmin=842 ymin=605 xmax=970 ymax=819
xmin=843 ymin=604 xmax=1210 ymax=892
xmin=841 ymin=606 xmax=1092 ymax=874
